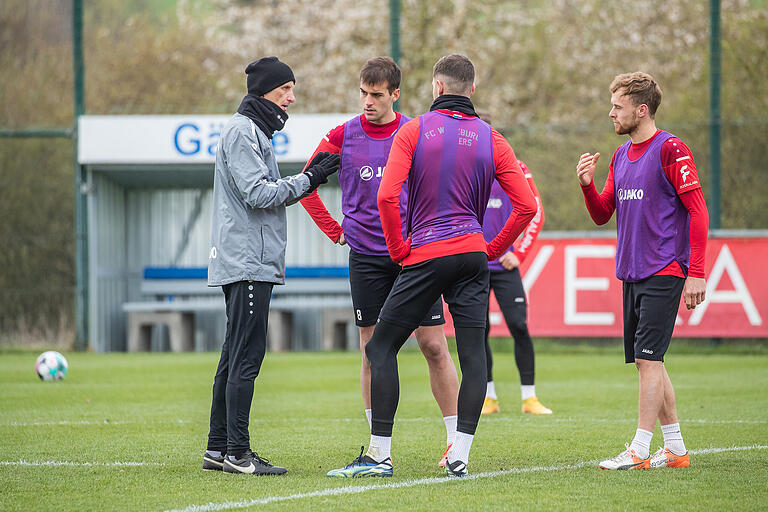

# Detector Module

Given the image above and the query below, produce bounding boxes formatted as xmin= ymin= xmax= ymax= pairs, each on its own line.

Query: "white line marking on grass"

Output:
xmin=396 ymin=417 xmax=768 ymax=425
xmin=7 ymin=420 xmax=131 ymax=427
xmin=685 ymin=419 xmax=768 ymax=424
xmin=689 ymin=445 xmax=768 ymax=455
xmin=0 ymin=460 xmax=162 ymax=467
xmin=165 ymin=445 xmax=768 ymax=512
xmin=5 ymin=419 xmax=190 ymax=427
xmin=547 ymin=418 xmax=768 ymax=425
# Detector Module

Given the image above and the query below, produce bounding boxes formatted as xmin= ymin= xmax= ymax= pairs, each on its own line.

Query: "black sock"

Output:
xmin=455 ymin=326 xmax=488 ymax=435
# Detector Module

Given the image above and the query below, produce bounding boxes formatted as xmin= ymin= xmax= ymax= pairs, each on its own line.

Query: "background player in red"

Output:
xmin=576 ymin=72 xmax=708 ymax=470
xmin=327 ymin=54 xmax=537 ymax=478
xmin=480 ymin=158 xmax=552 ymax=416
xmin=300 ymin=58 xmax=460 ymax=458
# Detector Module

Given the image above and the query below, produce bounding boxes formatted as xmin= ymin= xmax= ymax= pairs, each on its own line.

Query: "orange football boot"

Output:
xmin=650 ymin=447 xmax=690 ymax=468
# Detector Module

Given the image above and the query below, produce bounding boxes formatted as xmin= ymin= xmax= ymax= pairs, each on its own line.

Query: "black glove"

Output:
xmin=303 ymin=152 xmax=341 ymax=192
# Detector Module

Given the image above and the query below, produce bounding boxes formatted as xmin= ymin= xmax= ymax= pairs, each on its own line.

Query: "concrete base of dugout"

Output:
xmin=127 ymin=311 xmax=195 ymax=352
xmin=125 ymin=307 xmax=357 ymax=353
xmin=268 ymin=307 xmax=358 ymax=352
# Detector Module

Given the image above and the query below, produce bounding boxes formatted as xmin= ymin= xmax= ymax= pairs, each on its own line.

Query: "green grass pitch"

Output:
xmin=1 ymin=342 xmax=767 ymax=511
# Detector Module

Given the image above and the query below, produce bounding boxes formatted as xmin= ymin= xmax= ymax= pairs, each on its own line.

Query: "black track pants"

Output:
xmin=484 ymin=269 xmax=535 ymax=385
xmin=207 ymin=281 xmax=272 ymax=456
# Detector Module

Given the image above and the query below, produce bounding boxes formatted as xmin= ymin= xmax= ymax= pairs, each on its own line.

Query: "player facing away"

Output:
xmin=576 ymin=72 xmax=708 ymax=470
xmin=300 ymin=57 xmax=460 ymax=460
xmin=480 ymin=160 xmax=552 ymax=416
xmin=326 ymin=54 xmax=537 ymax=478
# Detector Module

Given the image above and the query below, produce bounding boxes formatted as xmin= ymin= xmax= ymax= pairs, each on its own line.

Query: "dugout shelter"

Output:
xmin=78 ymin=114 xmax=356 ymax=353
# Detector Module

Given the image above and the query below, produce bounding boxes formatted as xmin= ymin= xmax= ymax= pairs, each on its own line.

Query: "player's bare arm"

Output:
xmin=576 ymin=152 xmax=600 ymax=186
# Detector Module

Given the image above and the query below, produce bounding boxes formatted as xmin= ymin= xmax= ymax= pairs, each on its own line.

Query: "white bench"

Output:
xmin=122 ymin=268 xmax=354 ymax=352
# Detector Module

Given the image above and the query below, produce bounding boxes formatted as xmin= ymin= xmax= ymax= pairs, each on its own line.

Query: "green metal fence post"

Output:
xmin=709 ymin=0 xmax=721 ymax=229
xmin=390 ymin=0 xmax=401 ymax=112
xmin=73 ymin=0 xmax=88 ymax=351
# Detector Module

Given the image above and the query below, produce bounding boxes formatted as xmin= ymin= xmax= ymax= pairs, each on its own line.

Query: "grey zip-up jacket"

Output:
xmin=208 ymin=113 xmax=310 ymax=286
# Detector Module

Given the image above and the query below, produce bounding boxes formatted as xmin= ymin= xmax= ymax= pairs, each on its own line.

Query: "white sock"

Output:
xmin=486 ymin=381 xmax=497 ymax=400
xmin=629 ymin=428 xmax=653 ymax=459
xmin=443 ymin=415 xmax=457 ymax=447
xmin=661 ymin=423 xmax=687 ymax=455
xmin=364 ymin=409 xmax=372 ymax=429
xmin=449 ymin=431 xmax=474 ymax=463
xmin=367 ymin=434 xmax=391 ymax=461
xmin=205 ymin=450 xmax=222 ymax=458
xmin=521 ymin=385 xmax=536 ymax=401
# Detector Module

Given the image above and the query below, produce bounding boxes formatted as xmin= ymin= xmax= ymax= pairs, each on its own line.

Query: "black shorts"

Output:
xmin=348 ymin=249 xmax=444 ymax=327
xmin=623 ymin=275 xmax=685 ymax=363
xmin=378 ymin=252 xmax=490 ymax=330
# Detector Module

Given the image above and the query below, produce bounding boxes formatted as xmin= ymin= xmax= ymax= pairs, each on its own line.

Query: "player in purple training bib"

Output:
xmin=577 ymin=72 xmax=709 ymax=471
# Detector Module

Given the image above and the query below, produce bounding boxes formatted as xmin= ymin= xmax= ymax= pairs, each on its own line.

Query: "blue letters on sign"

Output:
xmin=174 ymin=121 xmax=286 ymax=157
xmin=272 ymin=132 xmax=289 ymax=155
xmin=174 ymin=123 xmax=200 ymax=155
xmin=174 ymin=122 xmax=225 ymax=157
xmin=207 ymin=123 xmax=221 ymax=156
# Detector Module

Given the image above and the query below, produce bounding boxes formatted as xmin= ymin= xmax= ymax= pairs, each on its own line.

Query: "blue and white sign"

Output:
xmin=78 ymin=114 xmax=351 ymax=164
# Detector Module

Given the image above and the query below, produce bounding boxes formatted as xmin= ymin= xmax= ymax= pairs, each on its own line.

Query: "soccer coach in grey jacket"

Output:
xmin=203 ymin=57 xmax=340 ymax=476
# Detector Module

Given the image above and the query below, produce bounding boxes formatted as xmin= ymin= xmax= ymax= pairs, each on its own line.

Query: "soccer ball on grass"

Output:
xmin=35 ymin=351 xmax=69 ymax=381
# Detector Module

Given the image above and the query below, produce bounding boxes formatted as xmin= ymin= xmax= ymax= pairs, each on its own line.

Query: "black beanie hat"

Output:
xmin=245 ymin=57 xmax=295 ymax=96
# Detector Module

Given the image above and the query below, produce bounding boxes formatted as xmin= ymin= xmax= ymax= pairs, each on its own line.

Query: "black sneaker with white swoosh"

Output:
xmin=202 ymin=451 xmax=225 ymax=471
xmin=222 ymin=450 xmax=287 ymax=475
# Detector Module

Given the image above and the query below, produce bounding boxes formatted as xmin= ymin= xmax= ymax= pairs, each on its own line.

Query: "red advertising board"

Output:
xmin=443 ymin=235 xmax=768 ymax=338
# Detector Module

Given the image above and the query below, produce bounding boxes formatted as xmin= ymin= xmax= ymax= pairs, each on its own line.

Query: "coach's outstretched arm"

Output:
xmin=226 ymin=127 xmax=313 ymax=209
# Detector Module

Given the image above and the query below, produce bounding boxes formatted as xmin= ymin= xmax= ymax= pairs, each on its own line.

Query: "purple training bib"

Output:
xmin=339 ymin=114 xmax=410 ymax=256
xmin=406 ymin=111 xmax=495 ymax=248
xmin=613 ymin=130 xmax=691 ymax=282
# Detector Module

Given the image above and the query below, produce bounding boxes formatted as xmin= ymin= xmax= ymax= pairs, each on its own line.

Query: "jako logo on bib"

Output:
xmin=359 ymin=165 xmax=384 ymax=181
xmin=617 ymin=188 xmax=644 ymax=201
xmin=359 ymin=166 xmax=374 ymax=181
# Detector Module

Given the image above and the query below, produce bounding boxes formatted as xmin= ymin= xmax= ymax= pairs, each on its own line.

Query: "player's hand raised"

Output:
xmin=577 ymin=152 xmax=600 ymax=186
